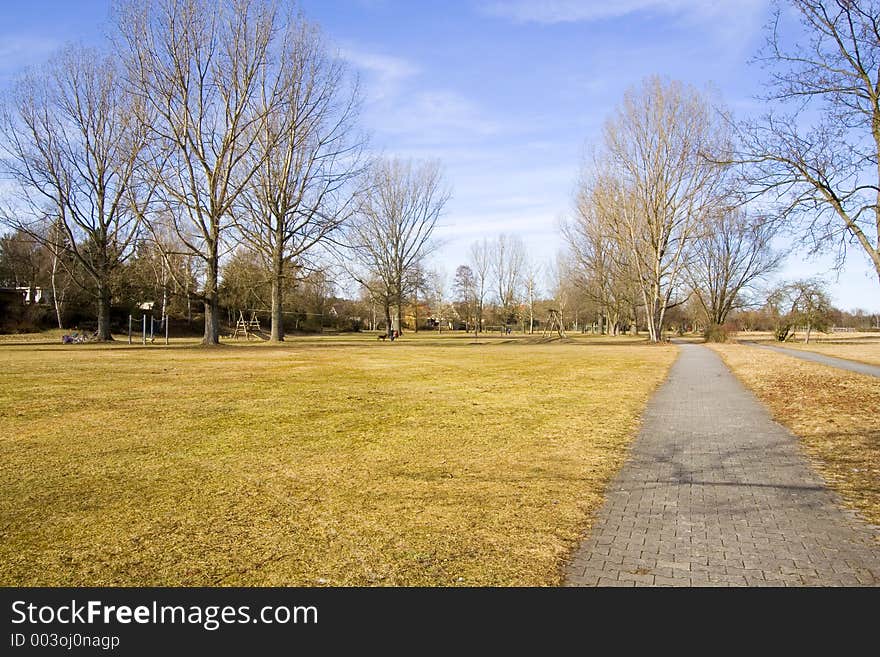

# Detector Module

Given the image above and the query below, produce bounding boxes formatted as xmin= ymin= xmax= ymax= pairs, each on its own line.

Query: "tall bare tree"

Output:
xmin=117 ymin=0 xmax=285 ymax=344
xmin=591 ymin=76 xmax=729 ymax=342
xmin=468 ymin=238 xmax=491 ymax=332
xmin=564 ymin=174 xmax=641 ymax=335
xmin=735 ymin=0 xmax=880 ymax=296
xmin=45 ymin=218 xmax=75 ymax=328
xmin=427 ymin=267 xmax=450 ymax=331
xmin=0 ymin=46 xmax=149 ymax=339
xmin=549 ymin=254 xmax=575 ymax=332
xmin=235 ymin=15 xmax=364 ymax=341
xmin=521 ymin=257 xmax=541 ymax=334
xmin=490 ymin=233 xmax=525 ymax=326
xmin=453 ymin=264 xmax=478 ymax=333
xmin=687 ymin=209 xmax=783 ymax=331
xmin=343 ymin=158 xmax=449 ymax=338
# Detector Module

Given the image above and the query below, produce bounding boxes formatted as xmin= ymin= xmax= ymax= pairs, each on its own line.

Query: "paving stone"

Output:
xmin=618 ymin=572 xmax=655 ymax=585
xmin=564 ymin=344 xmax=880 ymax=587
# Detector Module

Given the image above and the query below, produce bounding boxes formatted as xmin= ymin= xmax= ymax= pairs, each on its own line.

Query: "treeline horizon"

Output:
xmin=3 ymin=223 xmax=879 ymax=337
xmin=1 ymin=1 xmax=879 ymax=343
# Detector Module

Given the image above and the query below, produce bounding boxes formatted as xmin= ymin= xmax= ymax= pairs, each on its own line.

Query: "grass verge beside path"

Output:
xmin=0 ymin=335 xmax=675 ymax=586
xmin=711 ymin=344 xmax=880 ymax=531
xmin=773 ymin=342 xmax=880 ymax=368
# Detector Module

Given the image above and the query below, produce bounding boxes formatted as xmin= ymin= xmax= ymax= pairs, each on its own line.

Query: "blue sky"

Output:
xmin=2 ymin=0 xmax=878 ymax=311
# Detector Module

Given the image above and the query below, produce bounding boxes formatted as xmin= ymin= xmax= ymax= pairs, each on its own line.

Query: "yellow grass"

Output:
xmin=775 ymin=341 xmax=880 ymax=368
xmin=0 ymin=332 xmax=675 ymax=586
xmin=736 ymin=330 xmax=880 ymax=366
xmin=711 ymin=344 xmax=880 ymax=530
xmin=0 ymin=328 xmax=70 ymax=343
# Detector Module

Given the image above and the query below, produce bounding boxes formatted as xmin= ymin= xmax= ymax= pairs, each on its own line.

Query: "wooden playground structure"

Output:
xmin=232 ymin=311 xmax=268 ymax=340
xmin=542 ymin=309 xmax=566 ymax=338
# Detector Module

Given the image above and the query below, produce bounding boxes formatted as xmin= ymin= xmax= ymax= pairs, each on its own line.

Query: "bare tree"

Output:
xmin=0 ymin=46 xmax=149 ymax=340
xmin=591 ymin=76 xmax=729 ymax=342
xmin=490 ymin=233 xmax=525 ymax=326
xmin=548 ymin=254 xmax=574 ymax=331
xmin=128 ymin=219 xmax=197 ymax=324
xmin=343 ymin=158 xmax=449 ymax=338
xmin=405 ymin=262 xmax=430 ymax=332
xmin=135 ymin=215 xmax=203 ymax=327
xmin=688 ymin=209 xmax=783 ymax=332
xmin=117 ymin=0 xmax=285 ymax=344
xmin=564 ymin=175 xmax=641 ymax=335
xmin=468 ymin=238 xmax=491 ymax=332
xmin=735 ymin=1 xmax=880 ymax=295
xmin=427 ymin=267 xmax=450 ymax=332
xmin=767 ymin=278 xmax=832 ymax=343
xmin=521 ymin=257 xmax=541 ymax=334
xmin=45 ymin=219 xmax=75 ymax=328
xmin=235 ymin=15 xmax=364 ymax=341
xmin=453 ymin=264 xmax=477 ymax=333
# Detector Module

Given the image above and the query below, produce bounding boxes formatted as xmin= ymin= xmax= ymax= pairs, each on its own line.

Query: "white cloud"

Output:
xmin=478 ymin=1 xmax=769 ymax=74
xmin=0 ymin=35 xmax=58 ymax=76
xmin=338 ymin=46 xmax=419 ymax=102
xmin=339 ymin=45 xmax=512 ymax=152
xmin=479 ymin=0 xmax=762 ymax=24
xmin=431 ymin=209 xmax=564 ymax=283
xmin=377 ymin=90 xmax=503 ymax=141
xmin=436 ymin=211 xmax=558 ymax=239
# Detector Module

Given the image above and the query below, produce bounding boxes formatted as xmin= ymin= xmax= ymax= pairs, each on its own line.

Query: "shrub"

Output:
xmin=774 ymin=323 xmax=793 ymax=342
xmin=703 ymin=323 xmax=731 ymax=343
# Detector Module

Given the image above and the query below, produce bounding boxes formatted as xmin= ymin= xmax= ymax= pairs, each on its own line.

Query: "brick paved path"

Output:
xmin=741 ymin=341 xmax=880 ymax=379
xmin=565 ymin=343 xmax=880 ymax=587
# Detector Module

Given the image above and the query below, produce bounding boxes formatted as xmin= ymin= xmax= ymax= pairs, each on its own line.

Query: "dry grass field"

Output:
xmin=711 ymin=344 xmax=880 ymax=530
xmin=776 ymin=341 xmax=880 ymax=368
xmin=737 ymin=331 xmax=880 ymax=367
xmin=0 ymin=332 xmax=675 ymax=586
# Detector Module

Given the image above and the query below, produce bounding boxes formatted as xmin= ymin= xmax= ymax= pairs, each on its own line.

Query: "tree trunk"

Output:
xmin=270 ymin=279 xmax=284 ymax=342
xmin=161 ymin=266 xmax=169 ymax=325
xmin=203 ymin=296 xmax=219 ymax=345
xmin=270 ymin=247 xmax=284 ymax=342
xmin=186 ymin=282 xmax=192 ymax=328
xmin=642 ymin=287 xmax=663 ymax=343
xmin=50 ymin=256 xmax=63 ymax=329
xmin=202 ymin=251 xmax=220 ymax=345
xmin=656 ymin=301 xmax=668 ymax=343
xmin=96 ymin=282 xmax=112 ymax=341
xmin=384 ymin=301 xmax=393 ymax=339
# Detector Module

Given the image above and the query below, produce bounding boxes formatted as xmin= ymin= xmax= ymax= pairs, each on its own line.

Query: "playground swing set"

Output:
xmin=231 ymin=310 xmax=268 ymax=340
xmin=542 ymin=309 xmax=566 ymax=338
xmin=127 ymin=312 xmax=170 ymax=345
